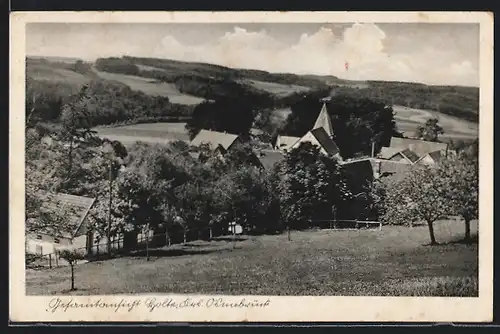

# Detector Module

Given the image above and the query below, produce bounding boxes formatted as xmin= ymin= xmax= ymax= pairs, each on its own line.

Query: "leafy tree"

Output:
xmin=185 ymin=98 xmax=255 ymax=140
xmin=58 ymin=249 xmax=85 ymax=291
xmin=25 ymin=78 xmax=64 ymax=127
xmin=415 ymin=118 xmax=444 ymax=142
xmin=276 ymin=142 xmax=351 ymax=231
xmin=380 ymin=165 xmax=451 ymax=245
xmin=56 ymin=85 xmax=99 ymax=188
xmin=439 ymin=156 xmax=479 ymax=242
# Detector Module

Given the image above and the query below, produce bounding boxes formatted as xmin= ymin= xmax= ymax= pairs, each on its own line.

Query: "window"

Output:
xmin=36 ymin=235 xmax=42 ymax=240
xmin=54 ymin=238 xmax=60 ymax=244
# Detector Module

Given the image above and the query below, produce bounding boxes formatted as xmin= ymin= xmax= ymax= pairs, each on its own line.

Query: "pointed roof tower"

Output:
xmin=312 ymin=103 xmax=334 ymax=138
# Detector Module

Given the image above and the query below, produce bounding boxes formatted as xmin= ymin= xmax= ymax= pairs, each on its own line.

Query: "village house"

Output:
xmin=190 ymin=129 xmax=242 ymax=156
xmin=339 ymin=157 xmax=413 ymax=220
xmin=377 ymin=137 xmax=449 ymax=166
xmin=274 ymin=103 xmax=341 ymax=160
xmin=26 ymin=192 xmax=156 ymax=258
xmin=26 ymin=193 xmax=96 ymax=256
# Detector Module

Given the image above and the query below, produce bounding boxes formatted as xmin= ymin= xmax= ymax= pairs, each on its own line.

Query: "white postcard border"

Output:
xmin=9 ymin=11 xmax=494 ymax=323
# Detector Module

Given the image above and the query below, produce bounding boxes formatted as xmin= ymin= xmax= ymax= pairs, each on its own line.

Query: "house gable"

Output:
xmin=292 ymin=131 xmax=328 ymax=155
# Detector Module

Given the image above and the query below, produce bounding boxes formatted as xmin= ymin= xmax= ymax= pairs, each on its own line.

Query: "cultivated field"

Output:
xmin=94 ymin=122 xmax=190 ymax=147
xmin=244 ymin=79 xmax=311 ymax=97
xmin=392 ymin=105 xmax=479 ymax=140
xmin=26 ymin=220 xmax=478 ymax=296
xmin=27 ymin=64 xmax=90 ymax=86
xmin=93 ymin=70 xmax=206 ymax=105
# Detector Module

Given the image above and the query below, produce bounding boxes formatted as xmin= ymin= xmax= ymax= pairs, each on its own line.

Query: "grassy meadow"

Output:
xmin=392 ymin=105 xmax=479 ymax=140
xmin=27 ymin=63 xmax=90 ymax=86
xmin=26 ymin=220 xmax=478 ymax=296
xmin=93 ymin=70 xmax=206 ymax=105
xmin=94 ymin=122 xmax=190 ymax=147
xmin=245 ymin=79 xmax=311 ymax=97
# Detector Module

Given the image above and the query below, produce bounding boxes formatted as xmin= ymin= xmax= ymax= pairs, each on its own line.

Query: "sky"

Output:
xmin=26 ymin=23 xmax=479 ymax=87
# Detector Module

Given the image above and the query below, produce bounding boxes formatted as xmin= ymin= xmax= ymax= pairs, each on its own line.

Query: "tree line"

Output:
xmin=26 ymin=78 xmax=194 ymax=128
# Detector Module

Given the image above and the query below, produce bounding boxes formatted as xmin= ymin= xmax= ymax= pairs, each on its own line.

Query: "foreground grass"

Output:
xmin=26 ymin=220 xmax=478 ymax=296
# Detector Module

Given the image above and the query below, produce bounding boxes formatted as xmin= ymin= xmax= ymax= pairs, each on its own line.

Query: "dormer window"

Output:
xmin=36 ymin=235 xmax=42 ymax=240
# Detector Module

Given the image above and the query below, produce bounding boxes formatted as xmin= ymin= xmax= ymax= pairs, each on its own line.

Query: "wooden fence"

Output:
xmin=309 ymin=219 xmax=382 ymax=231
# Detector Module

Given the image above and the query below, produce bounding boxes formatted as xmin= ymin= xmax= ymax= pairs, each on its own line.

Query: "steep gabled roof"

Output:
xmin=388 ymin=137 xmax=448 ymax=157
xmin=190 ymin=130 xmax=239 ymax=151
xmin=310 ymin=127 xmax=340 ymax=156
xmin=312 ymin=103 xmax=334 ymax=138
xmin=31 ymin=193 xmax=96 ymax=239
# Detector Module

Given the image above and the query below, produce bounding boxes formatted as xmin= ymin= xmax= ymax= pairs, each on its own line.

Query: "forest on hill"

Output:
xmin=26 ymin=56 xmax=479 ymax=132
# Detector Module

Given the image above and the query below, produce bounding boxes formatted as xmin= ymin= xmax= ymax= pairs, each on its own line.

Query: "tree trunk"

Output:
xmin=287 ymin=226 xmax=291 ymax=241
xmin=70 ymin=264 xmax=75 ymax=291
xmin=183 ymin=231 xmax=187 ymax=244
xmin=426 ymin=220 xmax=437 ymax=245
xmin=464 ymin=219 xmax=471 ymax=242
xmin=67 ymin=139 xmax=74 ymax=181
xmin=107 ymin=163 xmax=113 ymax=255
xmin=146 ymin=225 xmax=150 ymax=261
xmin=209 ymin=227 xmax=213 ymax=240
xmin=165 ymin=230 xmax=170 ymax=247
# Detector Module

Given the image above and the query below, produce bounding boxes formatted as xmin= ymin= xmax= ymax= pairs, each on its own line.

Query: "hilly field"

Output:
xmin=26 ymin=55 xmax=479 ymax=143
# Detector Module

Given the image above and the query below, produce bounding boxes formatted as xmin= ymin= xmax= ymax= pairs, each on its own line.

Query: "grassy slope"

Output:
xmin=244 ymin=79 xmax=311 ymax=97
xmin=392 ymin=105 xmax=478 ymax=140
xmin=93 ymin=69 xmax=206 ymax=105
xmin=95 ymin=122 xmax=190 ymax=146
xmin=26 ymin=220 xmax=478 ymax=296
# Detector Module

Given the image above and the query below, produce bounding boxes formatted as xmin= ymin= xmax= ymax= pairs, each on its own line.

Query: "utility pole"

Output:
xmin=107 ymin=159 xmax=113 ymax=255
xmin=146 ymin=222 xmax=150 ymax=261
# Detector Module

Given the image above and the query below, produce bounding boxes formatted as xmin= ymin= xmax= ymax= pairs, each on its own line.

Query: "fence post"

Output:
xmin=97 ymin=243 xmax=100 ymax=260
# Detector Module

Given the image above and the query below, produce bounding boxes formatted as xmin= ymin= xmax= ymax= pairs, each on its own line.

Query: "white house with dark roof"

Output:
xmin=387 ymin=137 xmax=449 ymax=158
xmin=26 ymin=193 xmax=96 ymax=256
xmin=291 ymin=127 xmax=340 ymax=157
xmin=190 ymin=129 xmax=242 ymax=155
xmin=275 ymin=103 xmax=341 ymax=159
xmin=377 ymin=137 xmax=449 ymax=165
